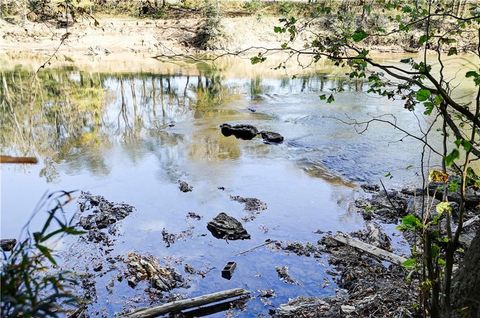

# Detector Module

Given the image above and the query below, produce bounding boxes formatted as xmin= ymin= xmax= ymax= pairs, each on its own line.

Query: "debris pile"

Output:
xmin=124 ymin=252 xmax=188 ymax=292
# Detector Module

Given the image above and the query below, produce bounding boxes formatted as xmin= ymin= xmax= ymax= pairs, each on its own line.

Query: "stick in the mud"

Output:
xmin=333 ymin=233 xmax=408 ymax=266
xmin=122 ymin=288 xmax=250 ymax=318
xmin=454 ymin=215 xmax=480 ymax=232
xmin=0 ymin=155 xmax=38 ymax=164
xmin=236 ymin=239 xmax=277 ymax=256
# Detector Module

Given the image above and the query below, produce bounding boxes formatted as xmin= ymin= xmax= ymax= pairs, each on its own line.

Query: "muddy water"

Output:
xmin=0 ymin=62 xmax=455 ymax=316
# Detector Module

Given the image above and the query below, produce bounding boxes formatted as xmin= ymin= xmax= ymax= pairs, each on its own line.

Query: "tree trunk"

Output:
xmin=451 ymin=226 xmax=480 ymax=318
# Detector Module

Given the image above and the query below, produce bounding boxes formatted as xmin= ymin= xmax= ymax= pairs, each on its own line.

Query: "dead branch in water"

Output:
xmin=333 ymin=233 xmax=408 ymax=266
xmin=122 ymin=288 xmax=250 ymax=318
xmin=0 ymin=156 xmax=38 ymax=164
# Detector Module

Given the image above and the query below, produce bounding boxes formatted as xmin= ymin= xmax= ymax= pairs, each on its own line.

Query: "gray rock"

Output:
xmin=230 ymin=195 xmax=267 ymax=211
xmin=206 ymin=212 xmax=250 ymax=240
xmin=275 ymin=266 xmax=297 ymax=284
xmin=220 ymin=123 xmax=258 ymax=140
xmin=260 ymin=131 xmax=284 ymax=143
xmin=178 ymin=180 xmax=193 ymax=192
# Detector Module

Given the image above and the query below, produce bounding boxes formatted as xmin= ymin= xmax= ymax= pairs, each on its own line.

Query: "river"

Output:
xmin=0 ymin=55 xmax=475 ymax=316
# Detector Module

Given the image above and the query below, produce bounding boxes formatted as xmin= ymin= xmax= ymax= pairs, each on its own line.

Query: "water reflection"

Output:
xmin=1 ymin=65 xmax=440 ymax=186
xmin=1 ymin=64 xmax=453 ymax=317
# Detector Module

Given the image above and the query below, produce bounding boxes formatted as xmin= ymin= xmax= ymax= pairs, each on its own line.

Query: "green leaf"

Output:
xmin=445 ymin=149 xmax=460 ymax=166
xmin=397 ymin=214 xmax=423 ymax=232
xmin=402 ymin=5 xmax=412 ymax=13
xmin=63 ymin=227 xmax=86 ymax=235
xmin=416 ymin=88 xmax=431 ymax=102
xmin=352 ymin=29 xmax=368 ymax=42
xmin=400 ymin=58 xmax=412 ymax=63
xmin=326 ymin=94 xmax=335 ymax=103
xmin=433 ymin=94 xmax=443 ymax=106
xmin=319 ymin=94 xmax=326 ymax=100
xmin=274 ymin=26 xmax=283 ymax=33
xmin=402 ymin=257 xmax=416 ymax=270
xmin=448 ymin=179 xmax=459 ymax=192
xmin=462 ymin=140 xmax=472 ymax=152
xmin=36 ymin=244 xmax=57 ymax=266
xmin=423 ymin=101 xmax=434 ymax=115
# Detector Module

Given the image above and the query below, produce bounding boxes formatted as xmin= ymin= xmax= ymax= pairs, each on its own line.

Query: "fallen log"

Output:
xmin=0 ymin=156 xmax=38 ymax=164
xmin=333 ymin=233 xmax=407 ymax=266
xmin=122 ymin=288 xmax=250 ymax=318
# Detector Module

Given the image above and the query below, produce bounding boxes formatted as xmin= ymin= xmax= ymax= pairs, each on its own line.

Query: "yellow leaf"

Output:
xmin=436 ymin=202 xmax=452 ymax=215
xmin=429 ymin=170 xmax=449 ymax=183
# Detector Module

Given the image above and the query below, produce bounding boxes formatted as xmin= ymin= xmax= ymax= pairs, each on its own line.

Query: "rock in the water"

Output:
xmin=230 ymin=195 xmax=267 ymax=211
xmin=220 ymin=123 xmax=258 ymax=140
xmin=178 ymin=180 xmax=193 ymax=192
xmin=206 ymin=212 xmax=250 ymax=240
xmin=1 ymin=239 xmax=16 ymax=251
xmin=260 ymin=131 xmax=284 ymax=143
xmin=77 ymin=193 xmax=135 ymax=231
xmin=361 ymin=184 xmax=380 ymax=192
xmin=275 ymin=266 xmax=297 ymax=284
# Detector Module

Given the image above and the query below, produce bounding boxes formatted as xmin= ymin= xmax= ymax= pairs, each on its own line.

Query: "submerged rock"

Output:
xmin=230 ymin=195 xmax=267 ymax=211
xmin=273 ymin=241 xmax=322 ymax=258
xmin=206 ymin=212 xmax=250 ymax=240
xmin=178 ymin=180 xmax=193 ymax=192
xmin=1 ymin=239 xmax=16 ymax=251
xmin=220 ymin=123 xmax=258 ymax=140
xmin=275 ymin=266 xmax=297 ymax=285
xmin=260 ymin=131 xmax=284 ymax=143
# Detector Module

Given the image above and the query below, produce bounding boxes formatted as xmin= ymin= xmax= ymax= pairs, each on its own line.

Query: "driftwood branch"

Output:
xmin=333 ymin=233 xmax=408 ymax=266
xmin=236 ymin=239 xmax=277 ymax=256
xmin=122 ymin=288 xmax=250 ymax=318
xmin=0 ymin=156 xmax=38 ymax=164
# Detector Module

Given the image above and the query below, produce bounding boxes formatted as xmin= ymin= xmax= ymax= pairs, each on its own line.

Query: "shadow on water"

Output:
xmin=0 ymin=64 xmax=446 ymax=316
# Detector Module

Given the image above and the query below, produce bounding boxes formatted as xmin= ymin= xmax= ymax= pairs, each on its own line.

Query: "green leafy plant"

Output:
xmin=1 ymin=191 xmax=84 ymax=317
